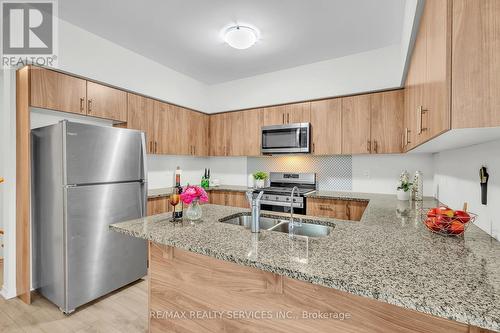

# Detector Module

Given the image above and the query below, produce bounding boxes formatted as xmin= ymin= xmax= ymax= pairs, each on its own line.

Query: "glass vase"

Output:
xmin=186 ymin=199 xmax=202 ymax=221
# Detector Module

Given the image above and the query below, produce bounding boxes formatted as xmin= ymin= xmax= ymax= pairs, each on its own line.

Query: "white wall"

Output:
xmin=352 ymin=153 xmax=435 ymax=196
xmin=434 ymin=140 xmax=500 ymax=240
xmin=57 ymin=19 xmax=209 ymax=112
xmin=206 ymin=44 xmax=403 ymax=112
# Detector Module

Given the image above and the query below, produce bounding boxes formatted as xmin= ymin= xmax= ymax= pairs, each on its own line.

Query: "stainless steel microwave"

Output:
xmin=261 ymin=123 xmax=310 ymax=154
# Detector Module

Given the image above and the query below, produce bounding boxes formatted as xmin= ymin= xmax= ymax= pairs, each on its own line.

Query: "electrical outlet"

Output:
xmin=363 ymin=170 xmax=370 ymax=178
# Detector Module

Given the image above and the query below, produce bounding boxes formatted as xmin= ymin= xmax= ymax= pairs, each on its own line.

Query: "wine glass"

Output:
xmin=169 ymin=193 xmax=180 ymax=222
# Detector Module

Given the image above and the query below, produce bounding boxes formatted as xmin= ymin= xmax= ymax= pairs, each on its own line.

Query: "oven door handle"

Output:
xmin=260 ymin=200 xmax=303 ymax=208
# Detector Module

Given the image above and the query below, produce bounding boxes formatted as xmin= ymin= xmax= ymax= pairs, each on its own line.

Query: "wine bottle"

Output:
xmin=174 ymin=166 xmax=183 ymax=219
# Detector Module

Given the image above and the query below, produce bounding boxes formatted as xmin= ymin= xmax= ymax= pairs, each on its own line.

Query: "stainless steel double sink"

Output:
xmin=220 ymin=215 xmax=332 ymax=238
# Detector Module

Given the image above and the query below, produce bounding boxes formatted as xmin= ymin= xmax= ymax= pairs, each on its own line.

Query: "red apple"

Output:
xmin=449 ymin=221 xmax=465 ymax=235
xmin=434 ymin=214 xmax=452 ymax=228
xmin=425 ymin=217 xmax=441 ymax=232
xmin=426 ymin=208 xmax=438 ymax=217
xmin=454 ymin=210 xmax=471 ymax=223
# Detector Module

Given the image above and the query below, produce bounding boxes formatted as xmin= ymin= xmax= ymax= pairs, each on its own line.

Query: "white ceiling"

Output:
xmin=59 ymin=0 xmax=408 ymax=84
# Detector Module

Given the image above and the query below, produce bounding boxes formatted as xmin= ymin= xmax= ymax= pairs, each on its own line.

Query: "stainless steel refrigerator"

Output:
xmin=31 ymin=121 xmax=148 ymax=313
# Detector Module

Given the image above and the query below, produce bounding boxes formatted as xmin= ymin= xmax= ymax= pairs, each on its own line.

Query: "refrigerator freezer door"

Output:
xmin=65 ymin=122 xmax=145 ymax=185
xmin=65 ymin=182 xmax=147 ymax=312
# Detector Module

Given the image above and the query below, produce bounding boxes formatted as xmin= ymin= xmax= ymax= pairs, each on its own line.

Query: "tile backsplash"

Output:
xmin=247 ymin=155 xmax=352 ymax=191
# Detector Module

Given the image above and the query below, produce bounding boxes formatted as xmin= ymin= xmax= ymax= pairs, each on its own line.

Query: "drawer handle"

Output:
xmin=79 ymin=98 xmax=85 ymax=112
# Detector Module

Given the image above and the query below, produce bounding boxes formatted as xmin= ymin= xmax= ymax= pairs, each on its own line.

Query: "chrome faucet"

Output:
xmin=290 ymin=186 xmax=302 ymax=228
xmin=246 ymin=190 xmax=264 ymax=233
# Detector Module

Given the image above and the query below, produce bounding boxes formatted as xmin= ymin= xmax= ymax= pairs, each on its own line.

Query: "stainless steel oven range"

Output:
xmin=253 ymin=172 xmax=316 ymax=214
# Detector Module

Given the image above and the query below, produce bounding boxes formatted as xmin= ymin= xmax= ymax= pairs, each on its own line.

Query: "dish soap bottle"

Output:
xmin=201 ymin=168 xmax=210 ymax=189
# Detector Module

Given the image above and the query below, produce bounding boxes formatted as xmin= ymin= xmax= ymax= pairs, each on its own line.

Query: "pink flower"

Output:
xmin=180 ymin=185 xmax=209 ymax=204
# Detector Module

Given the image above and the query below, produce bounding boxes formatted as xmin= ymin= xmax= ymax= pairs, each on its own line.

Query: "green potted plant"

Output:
xmin=397 ymin=170 xmax=413 ymax=201
xmin=253 ymin=171 xmax=268 ymax=189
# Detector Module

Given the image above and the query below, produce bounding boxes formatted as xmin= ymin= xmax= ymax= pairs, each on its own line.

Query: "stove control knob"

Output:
xmin=275 ymin=196 xmax=279 ymax=200
xmin=286 ymin=197 xmax=290 ymax=201
xmin=293 ymin=198 xmax=297 ymax=202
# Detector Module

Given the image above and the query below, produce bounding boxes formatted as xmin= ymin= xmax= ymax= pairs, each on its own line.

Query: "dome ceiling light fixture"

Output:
xmin=224 ymin=25 xmax=258 ymax=50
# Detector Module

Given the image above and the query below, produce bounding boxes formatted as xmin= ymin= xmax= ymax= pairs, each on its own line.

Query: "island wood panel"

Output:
xmin=16 ymin=66 xmax=31 ymax=304
xmin=149 ymin=243 xmax=473 ymax=333
xmin=127 ymin=93 xmax=157 ymax=153
xmin=341 ymin=94 xmax=371 ymax=154
xmin=370 ymin=90 xmax=404 ymax=154
xmin=306 ymin=198 xmax=367 ymax=221
xmin=306 ymin=197 xmax=349 ymax=220
xmin=346 ymin=200 xmax=368 ymax=221
xmin=30 ymin=67 xmax=87 ymax=115
xmin=452 ymin=0 xmax=500 ymax=128
xmin=86 ymin=81 xmax=127 ymax=122
xmin=310 ymin=98 xmax=342 ymax=155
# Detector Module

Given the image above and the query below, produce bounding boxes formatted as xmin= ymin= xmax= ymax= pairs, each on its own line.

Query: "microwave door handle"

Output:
xmin=296 ymin=128 xmax=301 ymax=147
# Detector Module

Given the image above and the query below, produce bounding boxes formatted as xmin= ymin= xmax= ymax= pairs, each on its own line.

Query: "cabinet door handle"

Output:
xmin=87 ymin=99 xmax=93 ymax=113
xmin=80 ymin=98 xmax=85 ymax=112
xmin=367 ymin=140 xmax=371 ymax=153
xmin=417 ymin=106 xmax=428 ymax=135
xmin=312 ymin=143 xmax=315 ymax=153
xmin=287 ymin=113 xmax=289 ymax=123
xmin=374 ymin=140 xmax=378 ymax=153
xmin=154 ymin=141 xmax=158 ymax=153
xmin=282 ymin=113 xmax=285 ymax=124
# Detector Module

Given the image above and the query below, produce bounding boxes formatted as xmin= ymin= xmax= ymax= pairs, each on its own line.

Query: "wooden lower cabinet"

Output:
xmin=147 ymin=197 xmax=171 ymax=216
xmin=149 ymin=243 xmax=474 ymax=333
xmin=306 ymin=198 xmax=367 ymax=221
xmin=209 ymin=191 xmax=248 ymax=208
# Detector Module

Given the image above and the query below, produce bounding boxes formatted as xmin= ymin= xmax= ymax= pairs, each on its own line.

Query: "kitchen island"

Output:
xmin=110 ymin=193 xmax=500 ymax=332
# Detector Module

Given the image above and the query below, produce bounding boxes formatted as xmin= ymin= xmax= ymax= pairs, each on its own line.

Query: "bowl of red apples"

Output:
xmin=423 ymin=204 xmax=476 ymax=236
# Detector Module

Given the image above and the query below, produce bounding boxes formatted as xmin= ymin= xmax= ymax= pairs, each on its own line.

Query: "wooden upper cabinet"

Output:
xmin=263 ymin=106 xmax=286 ymax=126
xmin=370 ymin=90 xmax=404 ymax=154
xmin=452 ymin=0 xmax=500 ymax=128
xmin=30 ymin=67 xmax=87 ymax=115
xmin=310 ymin=99 xmax=342 ymax=155
xmin=226 ymin=111 xmax=244 ymax=156
xmin=209 ymin=113 xmax=228 ymax=156
xmin=341 ymin=94 xmax=371 ymax=154
xmin=127 ymin=93 xmax=157 ymax=153
xmin=188 ymin=111 xmax=209 ymax=156
xmin=285 ymin=102 xmax=310 ymax=124
xmin=242 ymin=108 xmax=263 ymax=156
xmin=263 ymin=102 xmax=310 ymax=126
xmin=422 ymin=0 xmax=451 ymax=140
xmin=86 ymin=81 xmax=127 ymax=122
xmin=404 ymin=0 xmax=451 ymax=150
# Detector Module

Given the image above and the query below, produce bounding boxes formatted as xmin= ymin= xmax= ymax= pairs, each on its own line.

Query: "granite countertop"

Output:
xmin=148 ymin=185 xmax=251 ymax=198
xmin=111 ymin=192 xmax=500 ymax=331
